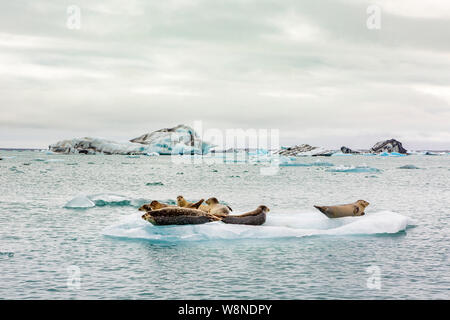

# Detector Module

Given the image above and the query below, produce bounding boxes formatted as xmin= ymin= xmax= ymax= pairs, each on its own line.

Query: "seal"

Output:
xmin=142 ymin=213 xmax=216 ymax=225
xmin=138 ymin=200 xmax=174 ymax=212
xmin=313 ymin=200 xmax=369 ymax=218
xmin=205 ymin=197 xmax=232 ymax=217
xmin=141 ymin=207 xmax=220 ymax=225
xmin=177 ymin=195 xmax=208 ymax=212
xmin=222 ymin=205 xmax=269 ymax=225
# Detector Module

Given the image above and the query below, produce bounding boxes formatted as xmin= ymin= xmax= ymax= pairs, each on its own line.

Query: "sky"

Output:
xmin=1 ymin=0 xmax=450 ymax=150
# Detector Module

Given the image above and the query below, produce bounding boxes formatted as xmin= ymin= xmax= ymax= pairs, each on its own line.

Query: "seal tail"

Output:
xmin=313 ymin=205 xmax=327 ymax=214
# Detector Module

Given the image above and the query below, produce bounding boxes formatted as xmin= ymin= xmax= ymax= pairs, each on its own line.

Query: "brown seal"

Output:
xmin=313 ymin=200 xmax=369 ymax=218
xmin=177 ymin=195 xmax=208 ymax=212
xmin=141 ymin=207 xmax=220 ymax=225
xmin=222 ymin=205 xmax=269 ymax=225
xmin=142 ymin=213 xmax=217 ymax=225
xmin=138 ymin=200 xmax=174 ymax=212
xmin=205 ymin=197 xmax=232 ymax=217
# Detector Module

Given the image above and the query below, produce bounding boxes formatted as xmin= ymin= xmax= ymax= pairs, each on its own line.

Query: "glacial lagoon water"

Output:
xmin=0 ymin=151 xmax=449 ymax=299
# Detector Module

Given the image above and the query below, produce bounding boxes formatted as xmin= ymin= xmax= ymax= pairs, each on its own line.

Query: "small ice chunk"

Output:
xmin=64 ymin=195 xmax=95 ymax=209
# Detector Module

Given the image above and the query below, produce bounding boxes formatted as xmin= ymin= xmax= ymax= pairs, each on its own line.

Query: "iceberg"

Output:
xmin=49 ymin=137 xmax=154 ymax=155
xmin=371 ymin=139 xmax=407 ymax=154
xmin=64 ymin=193 xmax=160 ymax=208
xmin=49 ymin=124 xmax=215 ymax=155
xmin=130 ymin=124 xmax=214 ymax=155
xmin=276 ymin=144 xmax=335 ymax=157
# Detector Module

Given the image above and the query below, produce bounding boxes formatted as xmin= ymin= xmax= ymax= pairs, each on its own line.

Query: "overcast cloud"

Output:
xmin=1 ymin=0 xmax=450 ymax=150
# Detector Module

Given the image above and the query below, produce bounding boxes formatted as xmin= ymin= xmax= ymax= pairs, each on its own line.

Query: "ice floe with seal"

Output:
xmin=327 ymin=164 xmax=381 ymax=173
xmin=102 ymin=210 xmax=412 ymax=242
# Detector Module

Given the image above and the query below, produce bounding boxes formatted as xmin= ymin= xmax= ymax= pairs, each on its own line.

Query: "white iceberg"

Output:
xmin=49 ymin=137 xmax=154 ymax=155
xmin=130 ymin=124 xmax=214 ymax=155
xmin=49 ymin=124 xmax=215 ymax=155
xmin=102 ymin=210 xmax=412 ymax=242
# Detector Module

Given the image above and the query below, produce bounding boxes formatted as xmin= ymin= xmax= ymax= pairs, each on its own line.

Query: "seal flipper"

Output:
xmin=189 ymin=199 xmax=205 ymax=209
xmin=314 ymin=205 xmax=334 ymax=218
xmin=313 ymin=205 xmax=327 ymax=214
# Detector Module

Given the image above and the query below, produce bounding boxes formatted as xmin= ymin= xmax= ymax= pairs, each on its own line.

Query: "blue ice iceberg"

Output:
xmin=379 ymin=152 xmax=406 ymax=157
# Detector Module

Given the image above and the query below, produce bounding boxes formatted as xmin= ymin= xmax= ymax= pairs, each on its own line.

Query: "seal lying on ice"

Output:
xmin=205 ymin=197 xmax=232 ymax=217
xmin=313 ymin=200 xmax=369 ymax=218
xmin=141 ymin=207 xmax=220 ymax=225
xmin=222 ymin=205 xmax=269 ymax=225
xmin=138 ymin=200 xmax=174 ymax=212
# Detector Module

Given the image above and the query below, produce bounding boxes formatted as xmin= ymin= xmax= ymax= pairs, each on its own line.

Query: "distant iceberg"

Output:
xmin=276 ymin=144 xmax=335 ymax=157
xmin=371 ymin=139 xmax=407 ymax=154
xmin=49 ymin=124 xmax=215 ymax=155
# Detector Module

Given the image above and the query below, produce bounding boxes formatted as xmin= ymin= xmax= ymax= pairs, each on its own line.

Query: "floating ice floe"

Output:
xmin=64 ymin=195 xmax=96 ymax=209
xmin=64 ymin=193 xmax=156 ymax=209
xmin=379 ymin=152 xmax=406 ymax=157
xmin=102 ymin=210 xmax=412 ymax=242
xmin=327 ymin=165 xmax=381 ymax=173
xmin=44 ymin=159 xmax=65 ymax=162
xmin=331 ymin=152 xmax=354 ymax=157
xmin=280 ymin=159 xmax=334 ymax=167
